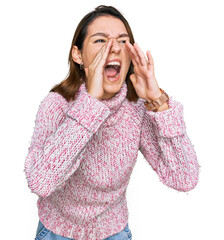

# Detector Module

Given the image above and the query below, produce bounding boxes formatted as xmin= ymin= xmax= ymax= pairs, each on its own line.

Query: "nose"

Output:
xmin=109 ymin=38 xmax=121 ymax=54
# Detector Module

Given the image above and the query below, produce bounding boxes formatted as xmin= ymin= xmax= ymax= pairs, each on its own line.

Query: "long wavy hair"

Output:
xmin=50 ymin=5 xmax=139 ymax=103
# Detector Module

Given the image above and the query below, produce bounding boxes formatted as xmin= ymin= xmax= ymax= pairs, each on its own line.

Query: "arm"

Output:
xmin=139 ymin=98 xmax=200 ymax=192
xmin=24 ymin=91 xmax=110 ymax=198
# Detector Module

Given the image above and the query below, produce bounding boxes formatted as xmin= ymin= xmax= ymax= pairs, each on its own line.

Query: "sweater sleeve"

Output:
xmin=24 ymin=91 xmax=110 ymax=198
xmin=139 ymin=97 xmax=200 ymax=192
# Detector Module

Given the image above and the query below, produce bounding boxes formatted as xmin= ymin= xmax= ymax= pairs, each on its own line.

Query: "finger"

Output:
xmin=91 ymin=40 xmax=110 ymax=64
xmin=125 ymin=41 xmax=140 ymax=67
xmin=146 ymin=50 xmax=154 ymax=67
xmin=134 ymin=43 xmax=148 ymax=66
xmin=92 ymin=40 xmax=112 ymax=68
xmin=129 ymin=73 xmax=137 ymax=86
xmin=126 ymin=41 xmax=140 ymax=65
xmin=100 ymin=39 xmax=113 ymax=65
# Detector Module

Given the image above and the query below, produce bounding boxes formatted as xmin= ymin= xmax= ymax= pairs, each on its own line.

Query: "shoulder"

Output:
xmin=129 ymin=97 xmax=146 ymax=108
xmin=125 ymin=97 xmax=146 ymax=123
xmin=127 ymin=97 xmax=146 ymax=113
xmin=37 ymin=92 xmax=70 ymax=119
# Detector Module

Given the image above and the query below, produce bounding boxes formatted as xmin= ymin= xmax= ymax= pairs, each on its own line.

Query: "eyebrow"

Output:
xmin=90 ymin=32 xmax=129 ymax=38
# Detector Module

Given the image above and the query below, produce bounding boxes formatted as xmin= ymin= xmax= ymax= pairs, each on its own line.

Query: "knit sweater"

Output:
xmin=24 ymin=80 xmax=199 ymax=240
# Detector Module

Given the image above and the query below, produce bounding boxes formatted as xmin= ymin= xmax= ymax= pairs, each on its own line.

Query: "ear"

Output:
xmin=72 ymin=46 xmax=83 ymax=65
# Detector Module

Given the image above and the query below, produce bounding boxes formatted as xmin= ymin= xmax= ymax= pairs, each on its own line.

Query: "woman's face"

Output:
xmin=80 ymin=15 xmax=131 ymax=99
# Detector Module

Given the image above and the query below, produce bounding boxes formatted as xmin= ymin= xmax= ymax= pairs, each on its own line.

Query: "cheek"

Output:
xmin=82 ymin=45 xmax=101 ymax=67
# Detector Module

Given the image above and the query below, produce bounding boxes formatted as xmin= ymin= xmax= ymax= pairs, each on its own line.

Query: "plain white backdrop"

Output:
xmin=1 ymin=0 xmax=224 ymax=239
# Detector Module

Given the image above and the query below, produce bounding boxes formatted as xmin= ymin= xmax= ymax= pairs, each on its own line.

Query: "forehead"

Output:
xmin=86 ymin=15 xmax=128 ymax=37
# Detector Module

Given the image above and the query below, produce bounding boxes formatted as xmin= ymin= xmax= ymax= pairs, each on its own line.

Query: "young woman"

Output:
xmin=25 ymin=5 xmax=199 ymax=240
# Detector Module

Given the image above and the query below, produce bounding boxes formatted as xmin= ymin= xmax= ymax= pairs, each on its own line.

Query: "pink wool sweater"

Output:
xmin=25 ymin=81 xmax=199 ymax=240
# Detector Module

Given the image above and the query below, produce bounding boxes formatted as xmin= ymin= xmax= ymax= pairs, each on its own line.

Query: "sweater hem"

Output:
xmin=38 ymin=213 xmax=129 ymax=240
xmin=38 ymin=196 xmax=129 ymax=240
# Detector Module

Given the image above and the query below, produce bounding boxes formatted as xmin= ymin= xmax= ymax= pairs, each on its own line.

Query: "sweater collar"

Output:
xmin=79 ymin=81 xmax=127 ymax=113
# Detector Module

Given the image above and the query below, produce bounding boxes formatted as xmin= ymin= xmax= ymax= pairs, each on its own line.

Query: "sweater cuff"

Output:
xmin=145 ymin=97 xmax=186 ymax=138
xmin=67 ymin=91 xmax=111 ymax=134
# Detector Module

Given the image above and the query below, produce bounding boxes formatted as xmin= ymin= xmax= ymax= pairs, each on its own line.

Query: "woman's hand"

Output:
xmin=125 ymin=41 xmax=162 ymax=101
xmin=125 ymin=41 xmax=169 ymax=112
xmin=84 ymin=40 xmax=112 ymax=100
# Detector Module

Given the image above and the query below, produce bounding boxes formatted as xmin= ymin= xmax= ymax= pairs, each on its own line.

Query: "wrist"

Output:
xmin=144 ymin=88 xmax=169 ymax=112
xmin=146 ymin=90 xmax=162 ymax=102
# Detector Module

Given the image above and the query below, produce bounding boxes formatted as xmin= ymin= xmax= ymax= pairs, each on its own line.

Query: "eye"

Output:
xmin=94 ymin=39 xmax=106 ymax=43
xmin=119 ymin=40 xmax=126 ymax=44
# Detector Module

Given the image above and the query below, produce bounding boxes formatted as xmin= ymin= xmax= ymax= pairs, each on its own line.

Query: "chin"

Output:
xmin=104 ymin=79 xmax=123 ymax=89
xmin=102 ymin=79 xmax=124 ymax=99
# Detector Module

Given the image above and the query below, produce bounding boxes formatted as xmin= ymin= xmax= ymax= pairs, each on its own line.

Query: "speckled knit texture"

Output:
xmin=24 ymin=81 xmax=199 ymax=240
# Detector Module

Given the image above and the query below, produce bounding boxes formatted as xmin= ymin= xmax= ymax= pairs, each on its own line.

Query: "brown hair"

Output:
xmin=50 ymin=5 xmax=139 ymax=102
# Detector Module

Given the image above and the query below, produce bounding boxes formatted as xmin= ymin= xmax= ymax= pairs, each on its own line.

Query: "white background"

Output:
xmin=1 ymin=0 xmax=224 ymax=239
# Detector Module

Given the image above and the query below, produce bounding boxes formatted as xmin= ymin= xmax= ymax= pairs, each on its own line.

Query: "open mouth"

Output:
xmin=104 ymin=60 xmax=121 ymax=81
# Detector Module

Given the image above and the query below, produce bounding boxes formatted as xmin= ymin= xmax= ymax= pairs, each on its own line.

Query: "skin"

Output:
xmin=72 ymin=15 xmax=169 ymax=111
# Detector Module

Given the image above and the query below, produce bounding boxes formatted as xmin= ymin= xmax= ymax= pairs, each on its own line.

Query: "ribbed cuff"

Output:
xmin=145 ymin=97 xmax=186 ymax=138
xmin=67 ymin=91 xmax=111 ymax=134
